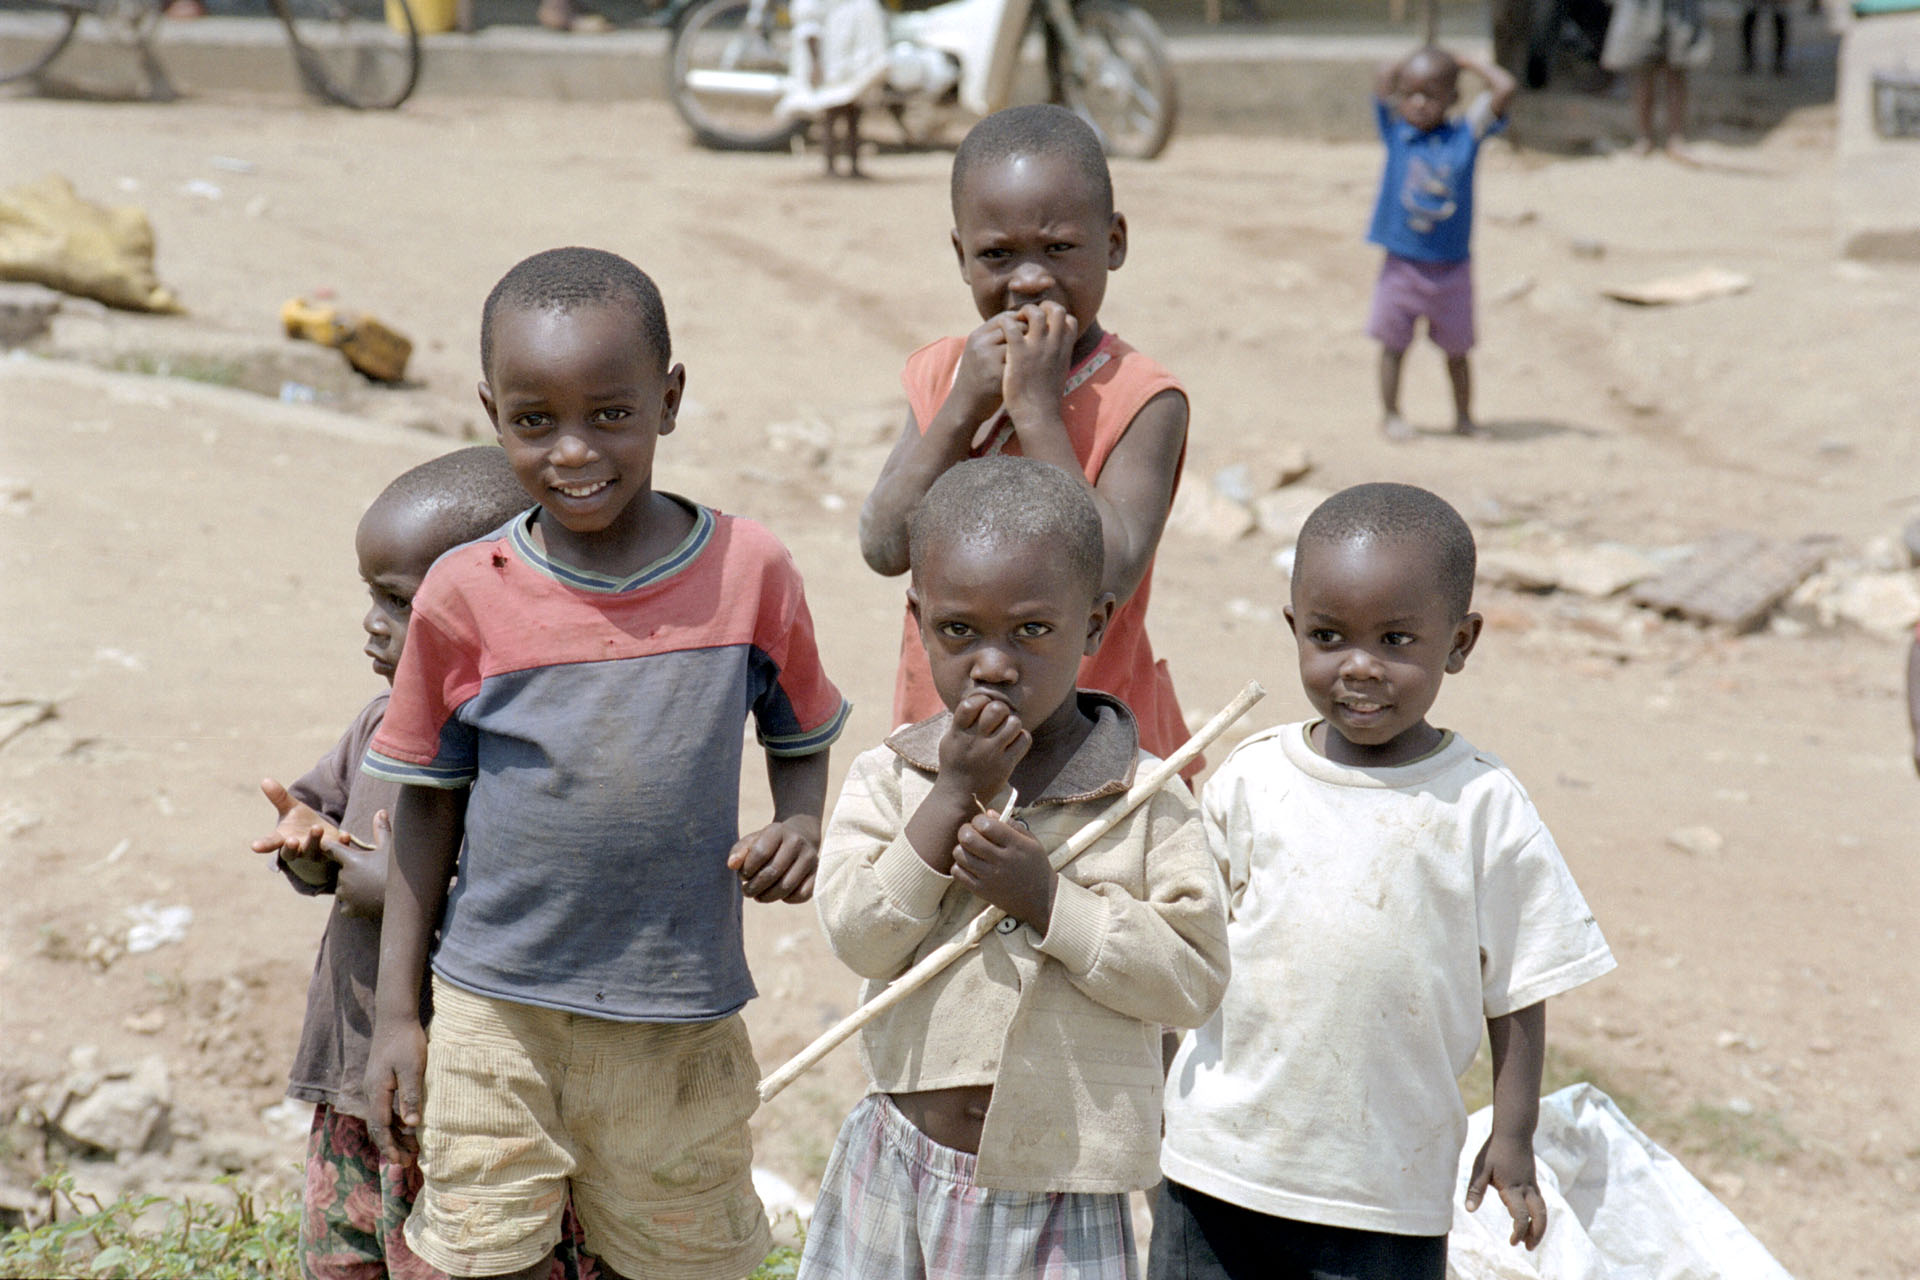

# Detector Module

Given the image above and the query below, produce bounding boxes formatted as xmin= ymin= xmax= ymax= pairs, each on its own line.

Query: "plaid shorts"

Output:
xmin=798 ymin=1093 xmax=1138 ymax=1280
xmin=300 ymin=1103 xmax=605 ymax=1280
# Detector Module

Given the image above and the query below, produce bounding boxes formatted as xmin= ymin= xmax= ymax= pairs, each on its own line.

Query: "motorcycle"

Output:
xmin=666 ymin=0 xmax=1177 ymax=159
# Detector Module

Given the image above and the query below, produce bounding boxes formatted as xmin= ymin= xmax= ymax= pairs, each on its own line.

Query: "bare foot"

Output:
xmin=1454 ymin=417 xmax=1480 ymax=438
xmin=1665 ymin=140 xmax=1701 ymax=166
xmin=537 ymin=0 xmax=612 ymax=31
xmin=163 ymin=0 xmax=207 ymax=18
xmin=1630 ymin=137 xmax=1657 ymax=157
xmin=1382 ymin=413 xmax=1415 ymax=442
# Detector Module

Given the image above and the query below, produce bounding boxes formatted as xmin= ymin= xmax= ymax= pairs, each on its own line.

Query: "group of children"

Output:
xmin=252 ymin=69 xmax=1614 ymax=1280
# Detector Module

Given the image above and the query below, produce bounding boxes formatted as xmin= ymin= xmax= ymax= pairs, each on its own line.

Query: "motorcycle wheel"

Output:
xmin=0 ymin=0 xmax=81 ymax=85
xmin=271 ymin=0 xmax=421 ymax=109
xmin=669 ymin=0 xmax=802 ymax=151
xmin=1048 ymin=0 xmax=1176 ymax=160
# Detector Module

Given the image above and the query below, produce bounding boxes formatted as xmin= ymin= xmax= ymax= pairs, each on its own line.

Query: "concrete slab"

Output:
xmin=1834 ymin=9 xmax=1920 ymax=259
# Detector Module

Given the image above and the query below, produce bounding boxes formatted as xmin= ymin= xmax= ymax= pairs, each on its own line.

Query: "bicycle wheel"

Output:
xmin=0 ymin=0 xmax=82 ymax=85
xmin=271 ymin=0 xmax=420 ymax=109
xmin=1049 ymin=0 xmax=1175 ymax=160
xmin=669 ymin=0 xmax=801 ymax=151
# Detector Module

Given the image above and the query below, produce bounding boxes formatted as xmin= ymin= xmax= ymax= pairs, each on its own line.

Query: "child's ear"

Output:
xmin=1083 ymin=592 xmax=1117 ymax=657
xmin=1107 ymin=212 xmax=1128 ymax=272
xmin=906 ymin=583 xmax=924 ymax=636
xmin=657 ymin=363 xmax=687 ymax=438
xmin=1446 ymin=611 xmax=1484 ymax=674
xmin=478 ymin=380 xmax=501 ymax=438
xmin=951 ymin=227 xmax=967 ymax=277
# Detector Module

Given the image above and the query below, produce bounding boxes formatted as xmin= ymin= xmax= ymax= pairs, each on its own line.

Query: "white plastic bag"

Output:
xmin=1449 ymin=1084 xmax=1794 ymax=1280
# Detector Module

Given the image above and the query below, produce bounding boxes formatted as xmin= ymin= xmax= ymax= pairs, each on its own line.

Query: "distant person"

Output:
xmin=1741 ymin=0 xmax=1790 ymax=74
xmin=1365 ymin=45 xmax=1517 ymax=440
xmin=250 ymin=446 xmax=607 ymax=1280
xmin=860 ymin=104 xmax=1199 ymax=776
xmin=538 ymin=0 xmax=612 ymax=32
xmin=776 ymin=0 xmax=889 ymax=176
xmin=805 ymin=456 xmax=1231 ymax=1280
xmin=1155 ymin=483 xmax=1618 ymax=1280
xmin=363 ymin=247 xmax=850 ymax=1280
xmin=1601 ymin=0 xmax=1712 ymax=155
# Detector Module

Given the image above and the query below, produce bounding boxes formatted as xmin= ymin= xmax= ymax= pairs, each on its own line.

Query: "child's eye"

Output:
xmin=592 ymin=406 xmax=631 ymax=424
xmin=1017 ymin=622 xmax=1052 ymax=638
xmin=1047 ymin=242 xmax=1076 ymax=254
xmin=1383 ymin=631 xmax=1415 ymax=646
xmin=1308 ymin=628 xmax=1341 ymax=645
xmin=937 ymin=622 xmax=974 ymax=639
xmin=513 ymin=412 xmax=552 ymax=431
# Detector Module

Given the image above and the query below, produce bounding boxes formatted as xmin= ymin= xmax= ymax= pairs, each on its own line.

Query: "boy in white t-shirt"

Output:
xmin=1154 ymin=482 xmax=1616 ymax=1280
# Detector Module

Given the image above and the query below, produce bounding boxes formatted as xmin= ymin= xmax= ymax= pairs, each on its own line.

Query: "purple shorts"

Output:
xmin=1367 ymin=253 xmax=1476 ymax=356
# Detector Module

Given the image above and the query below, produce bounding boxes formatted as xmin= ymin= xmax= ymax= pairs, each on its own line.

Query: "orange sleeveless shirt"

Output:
xmin=892 ymin=331 xmax=1198 ymax=776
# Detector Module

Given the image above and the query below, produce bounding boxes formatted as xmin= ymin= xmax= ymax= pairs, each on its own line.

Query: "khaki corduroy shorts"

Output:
xmin=404 ymin=977 xmax=771 ymax=1280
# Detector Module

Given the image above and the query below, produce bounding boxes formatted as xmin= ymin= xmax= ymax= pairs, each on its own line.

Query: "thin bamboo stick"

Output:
xmin=757 ymin=680 xmax=1265 ymax=1104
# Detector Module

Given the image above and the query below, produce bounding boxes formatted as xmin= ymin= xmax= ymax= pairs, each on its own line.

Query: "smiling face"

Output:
xmin=909 ymin=535 xmax=1112 ymax=747
xmin=354 ymin=500 xmax=441 ymax=683
xmin=480 ymin=301 xmax=684 ymax=562
xmin=1286 ymin=535 xmax=1481 ymax=767
xmin=951 ymin=152 xmax=1126 ymax=364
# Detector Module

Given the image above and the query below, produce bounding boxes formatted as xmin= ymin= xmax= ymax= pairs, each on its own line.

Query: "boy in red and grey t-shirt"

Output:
xmin=363 ymin=248 xmax=849 ymax=1280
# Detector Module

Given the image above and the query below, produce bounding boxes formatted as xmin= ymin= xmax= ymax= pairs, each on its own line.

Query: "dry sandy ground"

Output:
xmin=1 ymin=92 xmax=1917 ymax=1278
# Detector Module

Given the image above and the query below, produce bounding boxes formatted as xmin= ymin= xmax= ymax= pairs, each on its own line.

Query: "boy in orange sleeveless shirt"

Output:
xmin=859 ymin=104 xmax=1197 ymax=775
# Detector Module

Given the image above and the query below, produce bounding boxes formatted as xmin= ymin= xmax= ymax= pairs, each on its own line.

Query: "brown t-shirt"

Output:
xmin=280 ymin=692 xmax=420 ymax=1122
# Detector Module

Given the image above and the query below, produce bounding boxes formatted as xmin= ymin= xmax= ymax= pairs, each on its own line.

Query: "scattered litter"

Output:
xmin=103 ymin=838 xmax=131 ymax=865
xmin=752 ymin=1166 xmax=814 ymax=1223
xmin=207 ymin=156 xmax=257 ymax=174
xmin=1630 ymin=532 xmax=1824 ymax=631
xmin=94 ymin=646 xmax=146 ymax=670
xmin=124 ymin=903 xmax=192 ymax=954
xmin=0 ymin=175 xmax=182 ymax=312
xmin=243 ymin=194 xmax=270 ymax=219
xmin=1569 ymin=237 xmax=1606 ymax=259
xmin=278 ymin=380 xmax=318 ymax=405
xmin=1492 ymin=274 xmax=1536 ymax=304
xmin=259 ymin=1098 xmax=312 ymax=1143
xmin=819 ymin=492 xmax=847 ymax=512
xmin=1603 ymin=266 xmax=1752 ymax=307
xmin=0 ymin=697 xmax=55 ymax=748
xmin=1450 ymin=1084 xmax=1793 ymax=1279
xmin=1666 ymin=825 xmax=1725 ymax=857
xmin=1715 ymin=1030 xmax=1762 ymax=1052
xmin=181 ymin=180 xmax=223 ymax=202
xmin=122 ymin=1009 xmax=166 ymax=1035
xmin=281 ymin=296 xmax=411 ymax=382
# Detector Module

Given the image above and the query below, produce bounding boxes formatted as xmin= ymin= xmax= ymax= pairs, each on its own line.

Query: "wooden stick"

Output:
xmin=757 ymin=680 xmax=1265 ymax=1104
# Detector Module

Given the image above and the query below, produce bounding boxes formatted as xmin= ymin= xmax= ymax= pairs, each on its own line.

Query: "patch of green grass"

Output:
xmin=2 ymin=1169 xmax=807 ymax=1280
xmin=1458 ymin=1039 xmax=1634 ymax=1116
xmin=0 ymin=1170 xmax=299 ymax=1280
xmin=1674 ymin=1103 xmax=1799 ymax=1165
xmin=750 ymin=1244 xmax=801 ymax=1279
xmin=109 ymin=353 xmax=245 ymax=387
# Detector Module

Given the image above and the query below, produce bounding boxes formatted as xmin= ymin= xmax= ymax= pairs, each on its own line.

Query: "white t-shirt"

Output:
xmin=1160 ymin=723 xmax=1616 ymax=1237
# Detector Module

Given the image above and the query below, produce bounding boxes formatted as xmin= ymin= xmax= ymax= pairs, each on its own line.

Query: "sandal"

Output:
xmin=537 ymin=3 xmax=613 ymax=31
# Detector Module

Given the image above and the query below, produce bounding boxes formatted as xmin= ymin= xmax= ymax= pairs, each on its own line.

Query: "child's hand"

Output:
xmin=947 ymin=318 xmax=1011 ymax=437
xmin=1001 ymin=301 xmax=1077 ymax=427
xmin=952 ymin=809 xmax=1054 ymax=930
xmin=938 ymin=691 xmax=1031 ymax=807
xmin=1465 ymin=1132 xmax=1547 ymax=1249
xmin=728 ymin=815 xmax=820 ymax=904
xmin=250 ymin=778 xmax=342 ymax=864
xmin=365 ymin=1016 xmax=427 ymax=1167
xmin=332 ymin=809 xmax=390 ymax=919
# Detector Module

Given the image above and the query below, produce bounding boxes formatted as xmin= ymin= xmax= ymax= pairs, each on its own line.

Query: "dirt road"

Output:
xmin=1 ymin=93 xmax=1916 ymax=1277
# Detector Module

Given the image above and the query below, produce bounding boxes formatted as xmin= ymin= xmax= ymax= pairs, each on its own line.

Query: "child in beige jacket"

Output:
xmin=804 ymin=456 xmax=1230 ymax=1280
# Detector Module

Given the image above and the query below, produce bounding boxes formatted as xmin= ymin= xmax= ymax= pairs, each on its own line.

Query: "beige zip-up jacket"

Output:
xmin=815 ymin=695 xmax=1231 ymax=1193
